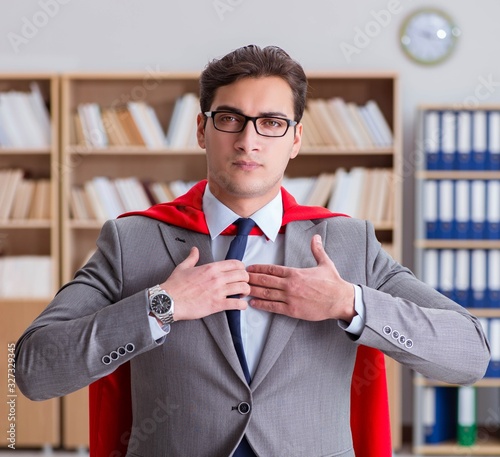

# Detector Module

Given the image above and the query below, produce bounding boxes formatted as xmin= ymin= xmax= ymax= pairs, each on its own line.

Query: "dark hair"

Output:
xmin=199 ymin=45 xmax=308 ymax=122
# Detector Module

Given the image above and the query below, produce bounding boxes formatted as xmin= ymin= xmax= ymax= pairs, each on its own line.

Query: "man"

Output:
xmin=16 ymin=45 xmax=490 ymax=457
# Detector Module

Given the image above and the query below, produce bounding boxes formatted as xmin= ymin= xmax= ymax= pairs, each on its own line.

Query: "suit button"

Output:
xmin=237 ymin=402 xmax=251 ymax=415
xmin=102 ymin=355 xmax=112 ymax=365
xmin=125 ymin=343 xmax=135 ymax=353
xmin=405 ymin=339 xmax=414 ymax=349
xmin=399 ymin=335 xmax=406 ymax=344
xmin=392 ymin=330 xmax=400 ymax=339
xmin=383 ymin=325 xmax=392 ymax=335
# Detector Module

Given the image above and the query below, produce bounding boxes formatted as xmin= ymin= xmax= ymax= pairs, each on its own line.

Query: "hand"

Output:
xmin=159 ymin=247 xmax=250 ymax=321
xmin=247 ymin=234 xmax=356 ymax=322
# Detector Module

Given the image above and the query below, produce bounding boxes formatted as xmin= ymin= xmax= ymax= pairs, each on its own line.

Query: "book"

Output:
xmin=165 ymin=93 xmax=199 ymax=148
xmin=10 ymin=179 xmax=36 ymax=220
xmin=364 ymin=100 xmax=393 ymax=147
xmin=438 ymin=180 xmax=454 ymax=238
xmin=423 ymin=111 xmax=440 ymax=170
xmin=457 ymin=386 xmax=477 ymax=446
xmin=457 ymin=111 xmax=473 ymax=170
xmin=455 ymin=249 xmax=471 ymax=308
xmin=306 ymin=173 xmax=336 ymax=207
xmin=488 ymin=250 xmax=500 ymax=308
xmin=423 ymin=386 xmax=458 ymax=443
xmin=471 ymin=249 xmax=487 ymax=308
xmin=455 ymin=180 xmax=471 ymax=239
xmin=438 ymin=249 xmax=454 ymax=300
xmin=441 ymin=110 xmax=457 ymax=170
xmin=486 ymin=180 xmax=500 ymax=239
xmin=28 ymin=179 xmax=50 ymax=220
xmin=471 ymin=180 xmax=486 ymax=239
xmin=486 ymin=319 xmax=500 ymax=376
xmin=488 ymin=110 xmax=500 ymax=169
xmin=423 ymin=180 xmax=438 ymax=238
xmin=472 ymin=110 xmax=487 ymax=170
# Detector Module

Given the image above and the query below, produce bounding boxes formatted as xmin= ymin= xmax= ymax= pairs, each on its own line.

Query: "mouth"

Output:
xmin=233 ymin=160 xmax=261 ymax=171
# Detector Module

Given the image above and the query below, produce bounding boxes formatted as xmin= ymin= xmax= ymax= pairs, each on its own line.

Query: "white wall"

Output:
xmin=2 ymin=0 xmax=499 ymax=426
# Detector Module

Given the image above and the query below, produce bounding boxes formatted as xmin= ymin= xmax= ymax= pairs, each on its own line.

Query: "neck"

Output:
xmin=207 ymin=183 xmax=280 ymax=218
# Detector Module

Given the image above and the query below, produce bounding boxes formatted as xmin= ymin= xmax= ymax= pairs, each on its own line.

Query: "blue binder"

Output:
xmin=485 ymin=319 xmax=500 ymax=377
xmin=424 ymin=111 xmax=440 ymax=170
xmin=424 ymin=386 xmax=458 ymax=443
xmin=457 ymin=111 xmax=473 ymax=170
xmin=486 ymin=181 xmax=500 ymax=239
xmin=487 ymin=111 xmax=500 ymax=170
xmin=471 ymin=110 xmax=488 ymax=170
xmin=437 ymin=180 xmax=454 ymax=239
xmin=454 ymin=180 xmax=471 ymax=239
xmin=441 ymin=111 xmax=457 ymax=170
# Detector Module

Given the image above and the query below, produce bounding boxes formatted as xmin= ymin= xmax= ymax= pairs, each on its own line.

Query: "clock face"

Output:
xmin=400 ymin=8 xmax=460 ymax=65
xmin=152 ymin=294 xmax=172 ymax=314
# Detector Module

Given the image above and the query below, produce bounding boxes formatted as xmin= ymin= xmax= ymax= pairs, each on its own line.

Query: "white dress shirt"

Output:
xmin=149 ymin=186 xmax=365 ymax=378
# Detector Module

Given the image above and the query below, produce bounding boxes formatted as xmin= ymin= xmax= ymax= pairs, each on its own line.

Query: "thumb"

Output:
xmin=176 ymin=246 xmax=199 ymax=270
xmin=311 ymin=234 xmax=332 ymax=266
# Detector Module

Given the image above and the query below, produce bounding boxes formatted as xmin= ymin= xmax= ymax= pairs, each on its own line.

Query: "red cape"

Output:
xmin=89 ymin=180 xmax=392 ymax=456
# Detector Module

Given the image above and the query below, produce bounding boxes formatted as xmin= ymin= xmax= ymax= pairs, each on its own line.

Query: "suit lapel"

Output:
xmin=158 ymin=223 xmax=250 ymax=385
xmin=250 ymin=220 xmax=329 ymax=390
xmin=158 ymin=219 xmax=332 ymax=389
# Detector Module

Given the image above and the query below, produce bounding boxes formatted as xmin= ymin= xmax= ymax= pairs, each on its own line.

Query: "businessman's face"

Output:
xmin=197 ymin=76 xmax=302 ymax=213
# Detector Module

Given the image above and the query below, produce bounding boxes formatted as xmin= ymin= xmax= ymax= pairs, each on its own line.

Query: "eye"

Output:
xmin=217 ymin=113 xmax=242 ymax=124
xmin=259 ymin=118 xmax=286 ymax=129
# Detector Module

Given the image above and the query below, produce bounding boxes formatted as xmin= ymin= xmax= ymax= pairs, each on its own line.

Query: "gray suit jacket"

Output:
xmin=16 ymin=216 xmax=490 ymax=457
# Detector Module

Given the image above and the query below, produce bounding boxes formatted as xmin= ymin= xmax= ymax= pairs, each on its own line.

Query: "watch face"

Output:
xmin=400 ymin=8 xmax=460 ymax=65
xmin=151 ymin=294 xmax=171 ymax=314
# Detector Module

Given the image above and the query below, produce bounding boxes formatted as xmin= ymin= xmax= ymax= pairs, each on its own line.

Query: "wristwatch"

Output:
xmin=148 ymin=285 xmax=175 ymax=325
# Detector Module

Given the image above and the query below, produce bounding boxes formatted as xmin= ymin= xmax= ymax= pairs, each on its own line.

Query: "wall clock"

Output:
xmin=400 ymin=8 xmax=461 ymax=65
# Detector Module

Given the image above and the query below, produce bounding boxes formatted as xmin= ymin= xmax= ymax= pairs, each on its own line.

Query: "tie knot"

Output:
xmin=235 ymin=218 xmax=256 ymax=236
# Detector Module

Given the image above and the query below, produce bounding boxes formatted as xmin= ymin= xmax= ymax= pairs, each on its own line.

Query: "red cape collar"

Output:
xmin=118 ymin=180 xmax=346 ymax=233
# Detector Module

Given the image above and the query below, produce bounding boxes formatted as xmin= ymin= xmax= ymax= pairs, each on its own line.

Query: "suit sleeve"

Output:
xmin=15 ymin=220 xmax=164 ymax=401
xmin=355 ymin=220 xmax=490 ymax=385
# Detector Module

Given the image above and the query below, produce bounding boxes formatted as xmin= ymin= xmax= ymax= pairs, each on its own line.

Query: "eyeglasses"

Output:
xmin=204 ymin=111 xmax=297 ymax=138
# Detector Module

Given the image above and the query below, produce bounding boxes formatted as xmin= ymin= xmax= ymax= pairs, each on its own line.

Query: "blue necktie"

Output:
xmin=225 ymin=218 xmax=257 ymax=457
xmin=225 ymin=217 xmax=255 ymax=384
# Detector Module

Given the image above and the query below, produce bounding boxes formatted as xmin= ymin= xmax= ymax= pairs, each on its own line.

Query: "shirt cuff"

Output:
xmin=148 ymin=315 xmax=171 ymax=340
xmin=338 ymin=284 xmax=366 ymax=336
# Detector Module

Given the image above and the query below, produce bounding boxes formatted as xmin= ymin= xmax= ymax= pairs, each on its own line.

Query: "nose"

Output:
xmin=234 ymin=119 xmax=260 ymax=151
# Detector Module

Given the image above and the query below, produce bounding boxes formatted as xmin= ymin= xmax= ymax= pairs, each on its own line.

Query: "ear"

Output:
xmin=196 ymin=112 xmax=207 ymax=149
xmin=290 ymin=122 xmax=302 ymax=159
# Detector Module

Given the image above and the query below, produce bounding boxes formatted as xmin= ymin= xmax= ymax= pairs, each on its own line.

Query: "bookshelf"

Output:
xmin=413 ymin=105 xmax=500 ymax=455
xmin=0 ymin=74 xmax=60 ymax=448
xmin=56 ymin=71 xmax=403 ymax=449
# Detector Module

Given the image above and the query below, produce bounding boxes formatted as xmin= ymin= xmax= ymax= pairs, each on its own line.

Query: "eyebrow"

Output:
xmin=213 ymin=105 xmax=291 ymax=119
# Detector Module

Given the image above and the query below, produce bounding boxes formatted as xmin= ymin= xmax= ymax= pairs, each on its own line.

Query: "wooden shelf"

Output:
xmin=414 ymin=441 xmax=500 ymax=455
xmin=415 ymin=239 xmax=500 ymax=249
xmin=0 ymin=71 xmax=406 ymax=450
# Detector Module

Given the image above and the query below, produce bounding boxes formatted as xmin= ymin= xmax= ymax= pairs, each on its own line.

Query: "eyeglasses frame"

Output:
xmin=204 ymin=110 xmax=298 ymax=138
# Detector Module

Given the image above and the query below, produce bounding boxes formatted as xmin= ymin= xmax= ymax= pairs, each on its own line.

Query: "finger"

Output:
xmin=249 ymin=284 xmax=284 ymax=302
xmin=246 ymin=263 xmax=288 ymax=277
xmin=248 ymin=271 xmax=285 ymax=290
xmin=249 ymin=298 xmax=287 ymax=315
xmin=176 ymin=246 xmax=200 ymax=270
xmin=224 ymin=297 xmax=248 ymax=311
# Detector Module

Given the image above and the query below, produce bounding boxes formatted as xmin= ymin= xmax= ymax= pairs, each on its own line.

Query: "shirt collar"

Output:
xmin=203 ymin=186 xmax=283 ymax=241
